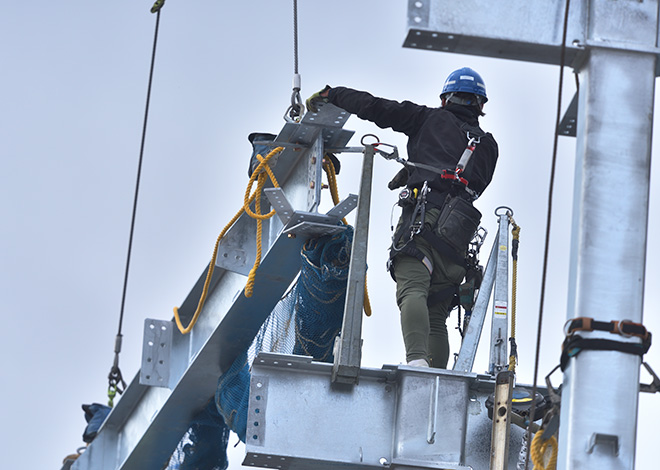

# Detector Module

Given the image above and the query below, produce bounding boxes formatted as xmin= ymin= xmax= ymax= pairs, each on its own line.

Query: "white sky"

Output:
xmin=1 ymin=1 xmax=659 ymax=469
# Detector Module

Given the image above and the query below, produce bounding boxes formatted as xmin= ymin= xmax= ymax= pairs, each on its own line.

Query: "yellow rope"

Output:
xmin=323 ymin=159 xmax=372 ymax=317
xmin=531 ymin=429 xmax=558 ymax=470
xmin=508 ymin=217 xmax=520 ymax=372
xmin=172 ymin=147 xmax=284 ymax=334
xmin=244 ymin=152 xmax=281 ymax=297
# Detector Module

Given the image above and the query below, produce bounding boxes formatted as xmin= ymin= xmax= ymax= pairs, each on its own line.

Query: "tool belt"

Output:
xmin=388 ymin=186 xmax=481 ymax=279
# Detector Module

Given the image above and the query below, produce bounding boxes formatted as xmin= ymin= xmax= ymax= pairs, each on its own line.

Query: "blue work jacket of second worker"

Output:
xmin=327 ymin=86 xmax=499 ymax=196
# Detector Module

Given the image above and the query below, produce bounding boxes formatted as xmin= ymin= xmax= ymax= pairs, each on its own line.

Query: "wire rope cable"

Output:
xmin=286 ymin=0 xmax=304 ymax=121
xmin=524 ymin=0 xmax=571 ymax=466
xmin=293 ymin=0 xmax=299 ymax=76
xmin=107 ymin=5 xmax=164 ymax=406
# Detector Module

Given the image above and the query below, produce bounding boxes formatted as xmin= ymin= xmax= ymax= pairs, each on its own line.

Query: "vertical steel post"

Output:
xmin=489 ymin=371 xmax=514 ymax=470
xmin=332 ymin=145 xmax=375 ymax=384
xmin=488 ymin=211 xmax=510 ymax=375
xmin=560 ymin=25 xmax=656 ymax=470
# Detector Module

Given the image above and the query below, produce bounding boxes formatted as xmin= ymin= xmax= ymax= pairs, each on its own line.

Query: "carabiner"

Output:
xmin=466 ymin=132 xmax=481 ymax=145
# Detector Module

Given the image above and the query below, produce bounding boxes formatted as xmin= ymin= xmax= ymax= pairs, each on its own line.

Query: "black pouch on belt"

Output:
xmin=435 ymin=196 xmax=482 ymax=253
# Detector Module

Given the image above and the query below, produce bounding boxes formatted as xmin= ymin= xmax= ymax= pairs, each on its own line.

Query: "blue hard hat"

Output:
xmin=441 ymin=67 xmax=488 ymax=103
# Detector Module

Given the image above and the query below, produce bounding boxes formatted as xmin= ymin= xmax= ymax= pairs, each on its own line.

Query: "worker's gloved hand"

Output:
xmin=323 ymin=152 xmax=341 ymax=175
xmin=387 ymin=167 xmax=409 ymax=190
xmin=306 ymin=85 xmax=331 ymax=113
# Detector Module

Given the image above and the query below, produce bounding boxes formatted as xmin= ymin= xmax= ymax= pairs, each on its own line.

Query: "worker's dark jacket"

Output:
xmin=328 ymin=87 xmax=498 ymax=196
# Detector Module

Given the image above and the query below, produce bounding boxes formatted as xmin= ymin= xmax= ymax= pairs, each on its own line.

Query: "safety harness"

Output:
xmin=387 ymin=122 xmax=486 ymax=319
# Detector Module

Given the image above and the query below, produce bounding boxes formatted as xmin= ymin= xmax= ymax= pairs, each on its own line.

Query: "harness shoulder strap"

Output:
xmin=459 ymin=121 xmax=486 ymax=139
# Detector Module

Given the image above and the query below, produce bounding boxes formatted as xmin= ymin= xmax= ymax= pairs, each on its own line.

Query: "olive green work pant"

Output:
xmin=392 ymin=207 xmax=467 ymax=368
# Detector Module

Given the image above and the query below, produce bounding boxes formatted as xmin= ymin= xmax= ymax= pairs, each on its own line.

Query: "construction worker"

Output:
xmin=307 ymin=68 xmax=499 ymax=368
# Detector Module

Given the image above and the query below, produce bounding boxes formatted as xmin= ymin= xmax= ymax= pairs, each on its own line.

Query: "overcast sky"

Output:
xmin=1 ymin=2 xmax=659 ymax=469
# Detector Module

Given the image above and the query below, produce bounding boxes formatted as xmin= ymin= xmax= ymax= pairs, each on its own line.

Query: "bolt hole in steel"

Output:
xmin=149 ymin=324 xmax=155 ymax=330
xmin=497 ymin=406 xmax=507 ymax=417
xmin=379 ymin=457 xmax=390 ymax=466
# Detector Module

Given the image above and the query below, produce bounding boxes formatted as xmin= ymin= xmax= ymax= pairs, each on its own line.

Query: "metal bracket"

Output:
xmin=640 ymin=361 xmax=660 ymax=393
xmin=263 ymin=188 xmax=296 ymax=225
xmin=140 ymin=319 xmax=173 ymax=388
xmin=264 ymin=187 xmax=358 ymax=238
xmin=558 ymin=91 xmax=578 ymax=137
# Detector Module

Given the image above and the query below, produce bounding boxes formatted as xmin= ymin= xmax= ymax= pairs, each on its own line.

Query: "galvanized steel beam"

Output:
xmin=71 ymin=105 xmax=354 ymax=470
xmin=406 ymin=1 xmax=658 ymax=468
xmin=246 ymin=352 xmax=531 ymax=470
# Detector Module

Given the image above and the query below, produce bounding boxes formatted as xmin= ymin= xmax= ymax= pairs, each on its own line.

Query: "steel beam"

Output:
xmin=246 ymin=353 xmax=532 ymax=470
xmin=560 ymin=38 xmax=655 ymax=470
xmin=71 ymin=106 xmax=354 ymax=470
xmin=404 ymin=0 xmax=584 ymax=68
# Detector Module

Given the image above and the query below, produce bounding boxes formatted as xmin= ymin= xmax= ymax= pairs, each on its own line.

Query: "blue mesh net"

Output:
xmin=216 ymin=226 xmax=352 ymax=442
xmin=165 ymin=400 xmax=231 ymax=470
xmin=166 ymin=226 xmax=353 ymax=469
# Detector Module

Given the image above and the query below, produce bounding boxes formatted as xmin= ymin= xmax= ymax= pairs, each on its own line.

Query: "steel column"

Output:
xmin=560 ymin=46 xmax=655 ymax=470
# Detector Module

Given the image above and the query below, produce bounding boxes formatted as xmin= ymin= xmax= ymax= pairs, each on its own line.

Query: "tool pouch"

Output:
xmin=435 ymin=196 xmax=482 ymax=254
